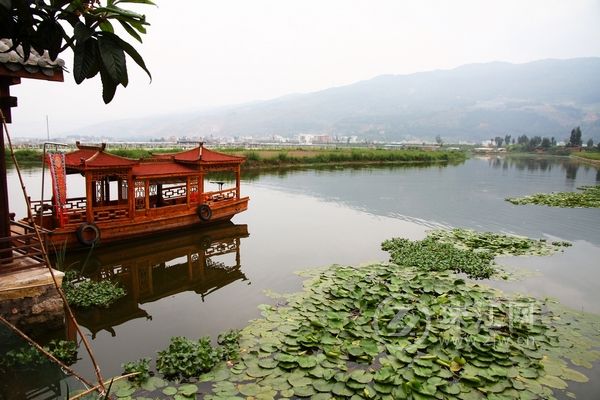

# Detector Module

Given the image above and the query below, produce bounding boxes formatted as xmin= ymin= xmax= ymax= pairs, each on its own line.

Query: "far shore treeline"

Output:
xmin=5 ymin=147 xmax=468 ymax=168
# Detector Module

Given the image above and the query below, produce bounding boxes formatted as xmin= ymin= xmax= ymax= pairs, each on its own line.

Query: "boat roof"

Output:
xmin=64 ymin=142 xmax=244 ymax=172
xmin=64 ymin=143 xmax=138 ymax=170
xmin=132 ymin=161 xmax=199 ymax=179
xmin=152 ymin=145 xmax=245 ymax=164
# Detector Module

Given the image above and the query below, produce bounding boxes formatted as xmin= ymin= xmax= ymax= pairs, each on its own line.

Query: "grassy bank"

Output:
xmin=6 ymin=147 xmax=467 ymax=168
xmin=572 ymin=151 xmax=600 ymax=164
xmin=230 ymin=147 xmax=467 ymax=168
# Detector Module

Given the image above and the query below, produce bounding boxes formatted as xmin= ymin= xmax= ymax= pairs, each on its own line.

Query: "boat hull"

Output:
xmin=41 ymin=197 xmax=249 ymax=251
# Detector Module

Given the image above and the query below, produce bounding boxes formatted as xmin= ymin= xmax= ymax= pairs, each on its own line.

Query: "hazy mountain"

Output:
xmin=73 ymin=58 xmax=600 ymax=142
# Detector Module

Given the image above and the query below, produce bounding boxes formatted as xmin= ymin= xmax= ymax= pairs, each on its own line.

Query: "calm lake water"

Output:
xmin=2 ymin=155 xmax=600 ymax=398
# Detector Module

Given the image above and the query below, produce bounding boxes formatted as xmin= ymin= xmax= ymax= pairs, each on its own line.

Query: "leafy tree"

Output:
xmin=568 ymin=127 xmax=582 ymax=147
xmin=587 ymin=138 xmax=594 ymax=148
xmin=494 ymin=136 xmax=503 ymax=147
xmin=0 ymin=0 xmax=153 ymax=103
xmin=541 ymin=137 xmax=551 ymax=149
xmin=435 ymin=135 xmax=443 ymax=146
xmin=517 ymin=135 xmax=529 ymax=145
xmin=504 ymin=134 xmax=511 ymax=147
xmin=551 ymin=137 xmax=556 ymax=146
xmin=529 ymin=136 xmax=542 ymax=149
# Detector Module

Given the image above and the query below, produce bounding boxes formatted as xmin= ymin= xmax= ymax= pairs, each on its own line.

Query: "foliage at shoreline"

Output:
xmin=237 ymin=148 xmax=467 ymax=168
xmin=62 ymin=271 xmax=126 ymax=308
xmin=5 ymin=147 xmax=467 ymax=168
xmin=572 ymin=151 xmax=600 ymax=161
xmin=107 ymin=263 xmax=600 ymax=399
xmin=382 ymin=229 xmax=570 ymax=279
xmin=506 ymin=186 xmax=600 ymax=208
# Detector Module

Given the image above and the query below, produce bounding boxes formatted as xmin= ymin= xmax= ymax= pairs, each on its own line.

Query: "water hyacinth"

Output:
xmin=382 ymin=229 xmax=570 ymax=279
xmin=506 ymin=185 xmax=600 ymax=208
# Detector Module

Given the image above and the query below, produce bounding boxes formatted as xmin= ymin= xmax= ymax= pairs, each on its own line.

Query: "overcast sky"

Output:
xmin=8 ymin=0 xmax=600 ymax=138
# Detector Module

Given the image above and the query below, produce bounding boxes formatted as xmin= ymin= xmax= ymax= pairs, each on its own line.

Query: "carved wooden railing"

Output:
xmin=31 ymin=197 xmax=129 ymax=226
xmin=202 ymin=188 xmax=237 ymax=203
xmin=0 ymin=221 xmax=49 ymax=271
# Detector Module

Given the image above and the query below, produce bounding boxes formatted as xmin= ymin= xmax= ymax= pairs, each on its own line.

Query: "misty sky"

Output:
xmin=8 ymin=0 xmax=600 ymax=138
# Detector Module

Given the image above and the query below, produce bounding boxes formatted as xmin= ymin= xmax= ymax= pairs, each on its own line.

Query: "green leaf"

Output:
xmin=74 ymin=22 xmax=95 ymax=43
xmin=100 ymin=55 xmax=119 ymax=103
xmin=118 ymin=20 xmax=142 ymax=42
xmin=99 ymin=20 xmax=115 ymax=33
xmin=103 ymin=31 xmax=152 ymax=81
xmin=162 ymin=386 xmax=177 ymax=396
xmin=73 ymin=39 xmax=100 ymax=83
xmin=98 ymin=34 xmax=128 ymax=86
xmin=349 ymin=369 xmax=373 ymax=384
xmin=178 ymin=384 xmax=198 ymax=396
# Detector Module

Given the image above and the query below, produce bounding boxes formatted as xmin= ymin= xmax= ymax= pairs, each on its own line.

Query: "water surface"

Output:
xmin=3 ymin=155 xmax=599 ymax=397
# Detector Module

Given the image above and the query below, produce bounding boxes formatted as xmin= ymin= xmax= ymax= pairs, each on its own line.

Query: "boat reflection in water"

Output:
xmin=61 ymin=222 xmax=250 ymax=338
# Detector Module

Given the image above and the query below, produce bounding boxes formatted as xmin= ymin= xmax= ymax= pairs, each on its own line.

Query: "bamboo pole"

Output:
xmin=1 ymin=111 xmax=106 ymax=391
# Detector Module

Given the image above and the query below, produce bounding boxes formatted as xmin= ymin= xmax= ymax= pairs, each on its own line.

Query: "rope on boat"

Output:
xmin=1 ymin=111 xmax=107 ymax=395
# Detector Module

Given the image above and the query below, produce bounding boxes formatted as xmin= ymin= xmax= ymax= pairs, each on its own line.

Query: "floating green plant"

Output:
xmin=193 ymin=263 xmax=600 ymax=399
xmin=62 ymin=271 xmax=126 ymax=308
xmin=382 ymin=229 xmax=569 ymax=279
xmin=106 ymin=262 xmax=600 ymax=399
xmin=506 ymin=185 xmax=600 ymax=208
xmin=0 ymin=340 xmax=78 ymax=368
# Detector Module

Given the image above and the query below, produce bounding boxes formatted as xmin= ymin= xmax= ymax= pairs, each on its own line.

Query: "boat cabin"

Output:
xmin=28 ymin=142 xmax=249 ymax=249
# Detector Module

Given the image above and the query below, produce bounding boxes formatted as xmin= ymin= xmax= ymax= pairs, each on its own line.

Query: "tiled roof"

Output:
xmin=65 ymin=148 xmax=137 ymax=169
xmin=0 ymin=39 xmax=64 ymax=77
xmin=132 ymin=162 xmax=198 ymax=177
xmin=173 ymin=146 xmax=245 ymax=164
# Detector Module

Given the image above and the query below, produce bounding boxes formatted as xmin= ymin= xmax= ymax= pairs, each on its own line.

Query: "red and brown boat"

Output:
xmin=24 ymin=142 xmax=249 ymax=249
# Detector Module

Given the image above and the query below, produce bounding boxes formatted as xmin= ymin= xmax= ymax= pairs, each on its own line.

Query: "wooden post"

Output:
xmin=85 ymin=173 xmax=93 ymax=223
xmin=128 ymin=175 xmax=135 ymax=219
xmin=0 ymin=122 xmax=10 ymax=263
xmin=144 ymin=180 xmax=150 ymax=213
xmin=236 ymin=166 xmax=241 ymax=200
xmin=0 ymin=78 xmax=17 ymax=263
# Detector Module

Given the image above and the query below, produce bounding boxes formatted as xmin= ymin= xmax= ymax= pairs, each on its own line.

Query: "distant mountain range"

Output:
xmin=73 ymin=58 xmax=600 ymax=142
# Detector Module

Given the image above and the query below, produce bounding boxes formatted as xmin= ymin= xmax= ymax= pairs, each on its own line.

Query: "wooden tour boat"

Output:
xmin=24 ymin=142 xmax=249 ymax=249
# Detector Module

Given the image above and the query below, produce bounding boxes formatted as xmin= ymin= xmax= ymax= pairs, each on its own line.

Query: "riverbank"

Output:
xmin=5 ymin=147 xmax=467 ymax=169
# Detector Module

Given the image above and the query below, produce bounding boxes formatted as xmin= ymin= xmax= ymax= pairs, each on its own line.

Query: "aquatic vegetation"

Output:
xmin=506 ymin=185 xmax=600 ymax=208
xmin=428 ymin=228 xmax=571 ymax=256
xmin=156 ymin=336 xmax=222 ymax=380
xmin=154 ymin=331 xmax=241 ymax=380
xmin=108 ymin=263 xmax=600 ymax=399
xmin=202 ymin=264 xmax=599 ymax=399
xmin=62 ymin=271 xmax=126 ymax=308
xmin=382 ymin=229 xmax=570 ymax=279
xmin=382 ymin=237 xmax=495 ymax=279
xmin=122 ymin=358 xmax=152 ymax=383
xmin=217 ymin=329 xmax=242 ymax=362
xmin=0 ymin=340 xmax=78 ymax=368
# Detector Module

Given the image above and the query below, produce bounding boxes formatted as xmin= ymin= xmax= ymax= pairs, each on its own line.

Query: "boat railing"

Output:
xmin=202 ymin=188 xmax=237 ymax=203
xmin=0 ymin=220 xmax=49 ymax=270
xmin=31 ymin=197 xmax=130 ymax=226
xmin=93 ymin=204 xmax=130 ymax=223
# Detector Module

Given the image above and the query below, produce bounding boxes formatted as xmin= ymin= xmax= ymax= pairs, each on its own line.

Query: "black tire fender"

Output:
xmin=196 ymin=204 xmax=212 ymax=222
xmin=76 ymin=223 xmax=101 ymax=246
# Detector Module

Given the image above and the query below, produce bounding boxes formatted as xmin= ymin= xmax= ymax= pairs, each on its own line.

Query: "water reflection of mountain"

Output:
xmin=62 ymin=223 xmax=249 ymax=338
